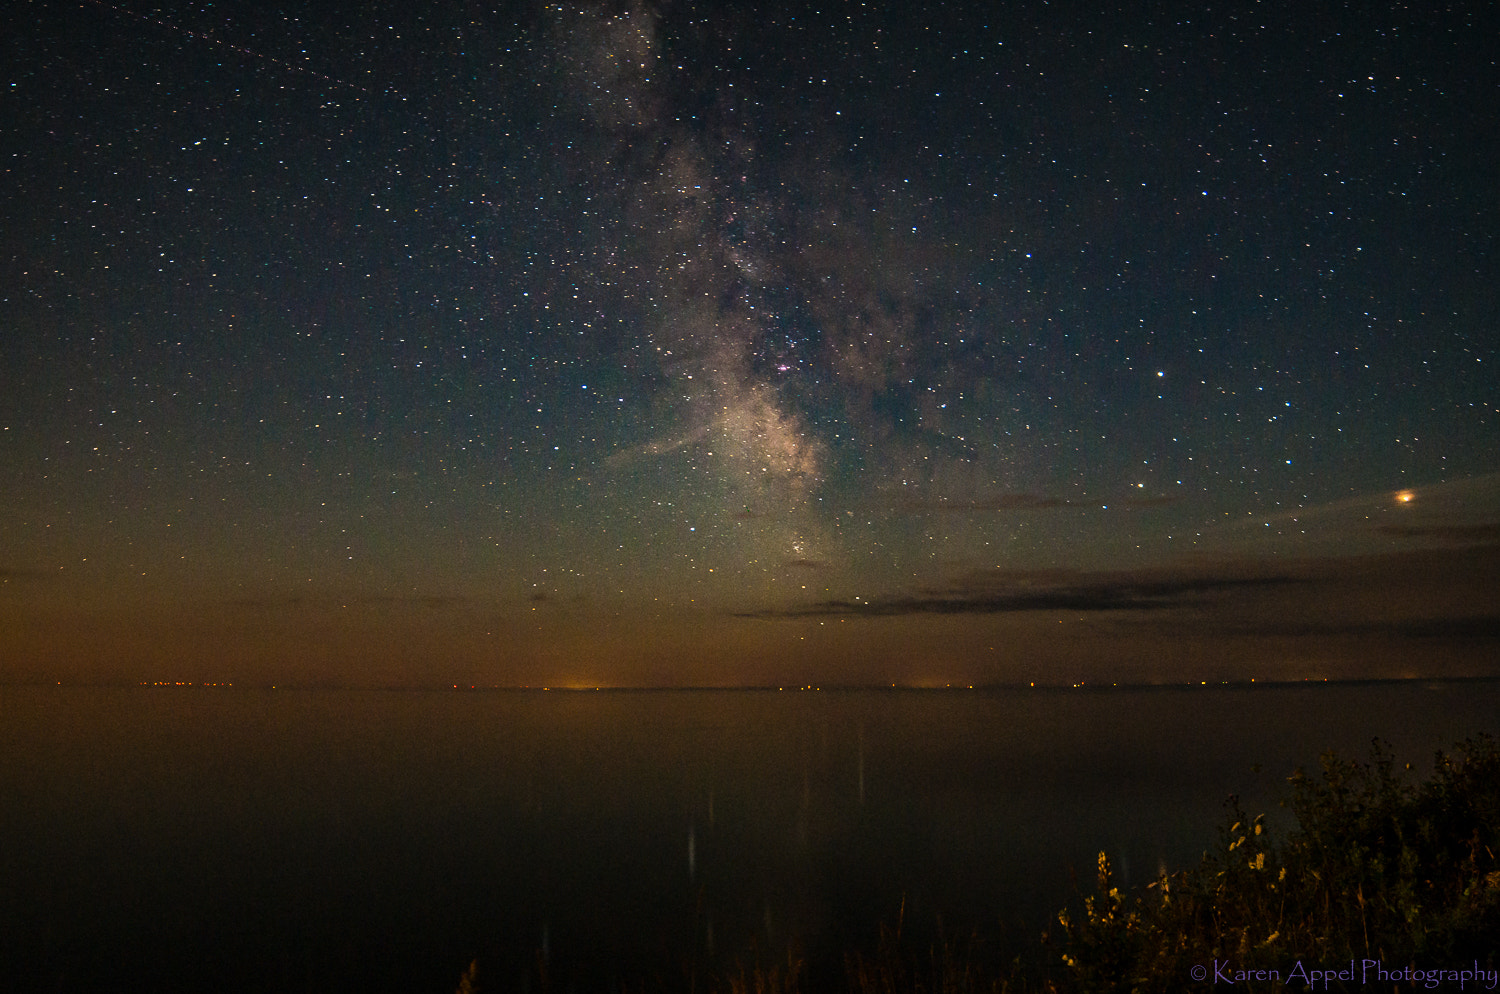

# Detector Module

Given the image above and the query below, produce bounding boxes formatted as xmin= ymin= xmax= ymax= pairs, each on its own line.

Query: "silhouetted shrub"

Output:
xmin=1052 ymin=734 xmax=1500 ymax=992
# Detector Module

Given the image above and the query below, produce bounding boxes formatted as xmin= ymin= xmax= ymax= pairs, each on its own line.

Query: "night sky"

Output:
xmin=3 ymin=0 xmax=1497 ymax=687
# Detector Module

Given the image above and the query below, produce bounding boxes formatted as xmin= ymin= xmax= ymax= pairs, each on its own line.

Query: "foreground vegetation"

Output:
xmin=1051 ymin=733 xmax=1500 ymax=992
xmin=458 ymin=734 xmax=1500 ymax=992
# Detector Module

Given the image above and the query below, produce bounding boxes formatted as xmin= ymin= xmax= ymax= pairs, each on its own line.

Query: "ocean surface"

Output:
xmin=3 ymin=680 xmax=1497 ymax=992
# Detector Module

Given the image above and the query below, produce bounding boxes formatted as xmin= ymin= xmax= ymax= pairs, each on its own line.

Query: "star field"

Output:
xmin=2 ymin=0 xmax=1497 ymax=686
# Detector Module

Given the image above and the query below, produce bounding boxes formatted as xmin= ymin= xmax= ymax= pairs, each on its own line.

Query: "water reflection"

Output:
xmin=2 ymin=682 xmax=1497 ymax=992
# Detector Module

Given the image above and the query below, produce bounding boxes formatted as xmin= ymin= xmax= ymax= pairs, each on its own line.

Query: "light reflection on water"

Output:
xmin=1 ymin=681 xmax=1496 ymax=991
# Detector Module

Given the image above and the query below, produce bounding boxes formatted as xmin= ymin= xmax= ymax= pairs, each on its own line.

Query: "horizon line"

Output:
xmin=6 ymin=675 xmax=1500 ymax=693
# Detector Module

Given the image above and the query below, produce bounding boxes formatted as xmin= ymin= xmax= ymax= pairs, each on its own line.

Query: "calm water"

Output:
xmin=2 ymin=681 xmax=1497 ymax=992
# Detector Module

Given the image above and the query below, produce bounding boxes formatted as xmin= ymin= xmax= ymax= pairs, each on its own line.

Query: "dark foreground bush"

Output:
xmin=1053 ymin=734 xmax=1500 ymax=992
xmin=455 ymin=734 xmax=1500 ymax=993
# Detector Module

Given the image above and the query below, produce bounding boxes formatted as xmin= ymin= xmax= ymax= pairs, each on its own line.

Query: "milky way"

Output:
xmin=544 ymin=0 xmax=1049 ymax=584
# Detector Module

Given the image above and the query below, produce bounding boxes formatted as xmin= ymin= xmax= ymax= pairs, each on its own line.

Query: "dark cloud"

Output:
xmin=895 ymin=493 xmax=1070 ymax=513
xmin=735 ymin=566 xmax=1301 ymax=619
xmin=1117 ymin=496 xmax=1183 ymax=510
xmin=1223 ymin=615 xmax=1500 ymax=642
xmin=359 ymin=595 xmax=466 ymax=609
xmin=1390 ymin=616 xmax=1500 ymax=639
xmin=891 ymin=493 xmax=1182 ymax=515
xmin=1373 ymin=523 xmax=1500 ymax=546
xmin=782 ymin=558 xmax=830 ymax=571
